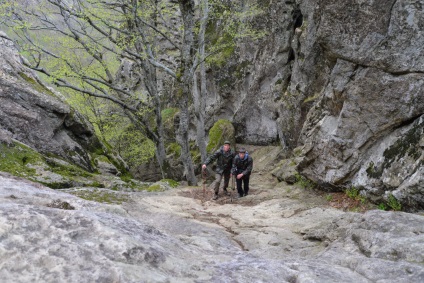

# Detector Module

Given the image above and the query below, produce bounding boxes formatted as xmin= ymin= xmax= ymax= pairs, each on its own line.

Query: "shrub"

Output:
xmin=294 ymin=173 xmax=315 ymax=189
xmin=387 ymin=194 xmax=402 ymax=211
xmin=378 ymin=203 xmax=387 ymax=211
xmin=345 ymin=186 xmax=366 ymax=203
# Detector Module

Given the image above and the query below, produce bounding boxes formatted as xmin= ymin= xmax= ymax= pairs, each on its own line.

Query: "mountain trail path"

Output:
xmin=125 ymin=145 xmax=341 ymax=260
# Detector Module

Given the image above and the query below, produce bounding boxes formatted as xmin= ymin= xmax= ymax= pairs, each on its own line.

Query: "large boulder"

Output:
xmin=293 ymin=0 xmax=424 ymax=210
xmin=0 ymin=33 xmax=102 ymax=171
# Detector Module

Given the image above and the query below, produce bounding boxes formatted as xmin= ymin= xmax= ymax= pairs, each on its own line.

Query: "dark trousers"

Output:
xmin=213 ymin=172 xmax=231 ymax=194
xmin=236 ymin=175 xmax=250 ymax=196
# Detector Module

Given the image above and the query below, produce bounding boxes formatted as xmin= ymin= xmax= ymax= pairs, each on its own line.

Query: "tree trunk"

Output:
xmin=195 ymin=0 xmax=208 ymax=162
xmin=193 ymin=70 xmax=207 ymax=163
xmin=153 ymin=84 xmax=170 ymax=179
xmin=137 ymin=1 xmax=170 ymax=180
xmin=176 ymin=95 xmax=196 ymax=184
xmin=178 ymin=0 xmax=197 ymax=185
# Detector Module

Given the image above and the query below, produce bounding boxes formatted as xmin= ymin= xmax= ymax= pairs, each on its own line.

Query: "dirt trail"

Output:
xmin=179 ymin=144 xmax=328 ymax=207
xmin=164 ymin=145 xmax=342 ymax=259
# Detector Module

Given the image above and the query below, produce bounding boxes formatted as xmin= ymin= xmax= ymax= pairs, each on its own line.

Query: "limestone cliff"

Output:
xmin=207 ymin=0 xmax=423 ymax=210
xmin=0 ymin=33 xmax=103 ymax=171
xmin=295 ymin=0 xmax=423 ymax=210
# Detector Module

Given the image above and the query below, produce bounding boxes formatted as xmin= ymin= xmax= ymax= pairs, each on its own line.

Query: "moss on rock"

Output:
xmin=206 ymin=119 xmax=235 ymax=153
xmin=68 ymin=188 xmax=129 ymax=204
xmin=167 ymin=142 xmax=181 ymax=158
xmin=0 ymin=141 xmax=104 ymax=189
xmin=0 ymin=142 xmax=44 ymax=178
xmin=147 ymin=184 xmax=163 ymax=192
xmin=18 ymin=72 xmax=56 ymax=97
xmin=161 ymin=179 xmax=180 ymax=188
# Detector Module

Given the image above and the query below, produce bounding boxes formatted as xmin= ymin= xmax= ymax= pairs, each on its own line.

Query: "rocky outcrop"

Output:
xmin=207 ymin=0 xmax=423 ymax=209
xmin=294 ymin=0 xmax=424 ymax=210
xmin=0 ymin=33 xmax=102 ymax=171
xmin=206 ymin=1 xmax=301 ymax=146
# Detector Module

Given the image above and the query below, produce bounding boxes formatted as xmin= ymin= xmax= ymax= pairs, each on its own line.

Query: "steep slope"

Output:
xmin=0 ymin=33 xmax=101 ymax=171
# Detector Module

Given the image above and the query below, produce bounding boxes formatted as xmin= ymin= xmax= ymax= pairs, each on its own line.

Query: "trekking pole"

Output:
xmin=230 ymin=174 xmax=235 ymax=203
xmin=202 ymin=168 xmax=207 ymax=199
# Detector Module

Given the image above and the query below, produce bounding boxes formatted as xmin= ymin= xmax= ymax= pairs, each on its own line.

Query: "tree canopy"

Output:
xmin=0 ymin=0 xmax=264 ymax=184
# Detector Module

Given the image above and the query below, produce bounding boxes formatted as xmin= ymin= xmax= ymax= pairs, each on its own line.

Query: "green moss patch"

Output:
xmin=206 ymin=119 xmax=235 ymax=153
xmin=45 ymin=158 xmax=93 ymax=179
xmin=68 ymin=189 xmax=129 ymax=204
xmin=161 ymin=179 xmax=180 ymax=188
xmin=162 ymin=107 xmax=179 ymax=132
xmin=18 ymin=72 xmax=56 ymax=97
xmin=294 ymin=173 xmax=316 ymax=189
xmin=162 ymin=107 xmax=179 ymax=123
xmin=0 ymin=141 xmax=103 ymax=189
xmin=0 ymin=142 xmax=44 ymax=178
xmin=147 ymin=184 xmax=163 ymax=192
xmin=167 ymin=142 xmax=181 ymax=158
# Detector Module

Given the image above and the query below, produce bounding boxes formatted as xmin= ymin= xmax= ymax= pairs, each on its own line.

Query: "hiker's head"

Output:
xmin=223 ymin=141 xmax=231 ymax=151
xmin=238 ymin=148 xmax=246 ymax=158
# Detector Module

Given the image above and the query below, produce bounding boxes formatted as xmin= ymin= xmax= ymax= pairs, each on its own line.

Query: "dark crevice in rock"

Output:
xmin=392 ymin=113 xmax=424 ymax=130
xmin=330 ymin=55 xmax=424 ymax=76
xmin=287 ymin=47 xmax=295 ymax=63
xmin=292 ymin=7 xmax=303 ymax=31
xmin=386 ymin=70 xmax=424 ymax=76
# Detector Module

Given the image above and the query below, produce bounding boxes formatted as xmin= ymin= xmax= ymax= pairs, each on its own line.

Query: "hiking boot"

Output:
xmin=236 ymin=194 xmax=243 ymax=199
xmin=223 ymin=189 xmax=230 ymax=196
xmin=212 ymin=194 xmax=219 ymax=200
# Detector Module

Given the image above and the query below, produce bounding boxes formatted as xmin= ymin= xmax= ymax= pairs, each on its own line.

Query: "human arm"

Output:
xmin=231 ymin=156 xmax=238 ymax=175
xmin=241 ymin=157 xmax=253 ymax=176
xmin=203 ymin=150 xmax=220 ymax=169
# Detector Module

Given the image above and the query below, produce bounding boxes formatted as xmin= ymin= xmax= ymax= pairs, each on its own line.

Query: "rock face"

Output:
xmin=207 ymin=1 xmax=423 ymax=209
xmin=0 ymin=34 xmax=101 ymax=171
xmin=205 ymin=1 xmax=301 ymax=146
xmin=294 ymin=0 xmax=424 ymax=210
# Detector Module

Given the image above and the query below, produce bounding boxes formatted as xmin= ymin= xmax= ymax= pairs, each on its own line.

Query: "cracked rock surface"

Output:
xmin=1 ymin=146 xmax=423 ymax=282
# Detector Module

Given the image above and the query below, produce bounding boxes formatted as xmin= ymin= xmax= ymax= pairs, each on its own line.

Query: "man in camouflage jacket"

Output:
xmin=202 ymin=141 xmax=235 ymax=200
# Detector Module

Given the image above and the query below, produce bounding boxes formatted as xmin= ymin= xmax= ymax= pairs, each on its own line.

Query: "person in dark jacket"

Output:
xmin=232 ymin=147 xmax=253 ymax=198
xmin=202 ymin=141 xmax=235 ymax=200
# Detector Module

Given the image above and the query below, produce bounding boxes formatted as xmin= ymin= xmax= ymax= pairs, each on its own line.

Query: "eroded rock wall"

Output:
xmin=205 ymin=0 xmax=304 ymax=146
xmin=294 ymin=0 xmax=424 ymax=209
xmin=208 ymin=0 xmax=423 ymax=209
xmin=0 ymin=34 xmax=101 ymax=171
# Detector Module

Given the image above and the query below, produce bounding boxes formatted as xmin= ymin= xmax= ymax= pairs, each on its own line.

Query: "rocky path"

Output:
xmin=171 ymin=145 xmax=338 ymax=259
xmin=1 ymin=146 xmax=423 ymax=282
xmin=123 ymin=145 xmax=424 ymax=282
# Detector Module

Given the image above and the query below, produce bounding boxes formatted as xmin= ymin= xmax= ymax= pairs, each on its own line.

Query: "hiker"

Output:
xmin=202 ymin=141 xmax=235 ymax=200
xmin=232 ymin=147 xmax=253 ymax=198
